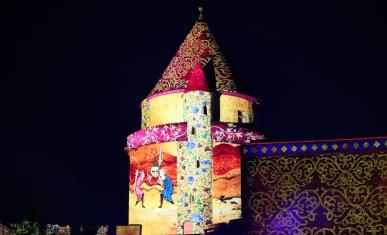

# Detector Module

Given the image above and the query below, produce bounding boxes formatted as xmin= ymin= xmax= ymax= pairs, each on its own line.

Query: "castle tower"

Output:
xmin=125 ymin=8 xmax=264 ymax=235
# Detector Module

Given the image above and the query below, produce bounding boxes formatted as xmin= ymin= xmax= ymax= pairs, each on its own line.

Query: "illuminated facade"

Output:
xmin=125 ymin=8 xmax=264 ymax=235
xmin=123 ymin=8 xmax=387 ymax=235
xmin=243 ymin=137 xmax=387 ymax=234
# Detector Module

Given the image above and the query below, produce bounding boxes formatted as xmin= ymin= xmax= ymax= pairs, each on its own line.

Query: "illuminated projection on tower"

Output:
xmin=124 ymin=8 xmax=264 ymax=235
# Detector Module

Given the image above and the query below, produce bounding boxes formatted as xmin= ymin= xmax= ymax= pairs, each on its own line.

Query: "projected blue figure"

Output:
xmin=158 ymin=169 xmax=174 ymax=208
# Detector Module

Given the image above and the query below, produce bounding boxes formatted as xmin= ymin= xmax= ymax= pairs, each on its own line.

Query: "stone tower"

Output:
xmin=125 ymin=8 xmax=264 ymax=235
xmin=177 ymin=63 xmax=213 ymax=233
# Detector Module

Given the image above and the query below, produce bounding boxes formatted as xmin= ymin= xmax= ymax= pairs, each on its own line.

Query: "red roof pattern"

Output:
xmin=185 ymin=63 xmax=209 ymax=92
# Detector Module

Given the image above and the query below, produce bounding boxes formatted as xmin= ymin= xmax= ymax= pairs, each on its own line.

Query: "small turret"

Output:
xmin=178 ymin=62 xmax=213 ymax=233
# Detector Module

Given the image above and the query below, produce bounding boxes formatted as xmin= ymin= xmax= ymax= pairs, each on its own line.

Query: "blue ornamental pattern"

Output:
xmin=243 ymin=137 xmax=387 ymax=157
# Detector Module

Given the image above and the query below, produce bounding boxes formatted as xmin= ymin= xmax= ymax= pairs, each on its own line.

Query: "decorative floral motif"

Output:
xmin=126 ymin=122 xmax=264 ymax=149
xmin=149 ymin=20 xmax=237 ymax=96
xmin=211 ymin=123 xmax=264 ymax=144
xmin=316 ymin=153 xmax=376 ymax=187
xmin=244 ymin=142 xmax=387 ymax=235
xmin=126 ymin=123 xmax=187 ymax=149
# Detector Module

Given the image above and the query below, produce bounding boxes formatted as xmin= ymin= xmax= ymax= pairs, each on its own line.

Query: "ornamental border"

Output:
xmin=242 ymin=136 xmax=387 ymax=157
xmin=126 ymin=122 xmax=264 ymax=150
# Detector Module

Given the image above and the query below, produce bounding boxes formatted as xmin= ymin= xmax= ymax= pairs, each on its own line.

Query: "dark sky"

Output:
xmin=1 ymin=0 xmax=386 ymax=226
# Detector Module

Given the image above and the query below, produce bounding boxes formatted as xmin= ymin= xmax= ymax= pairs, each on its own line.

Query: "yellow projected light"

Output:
xmin=220 ymin=95 xmax=254 ymax=123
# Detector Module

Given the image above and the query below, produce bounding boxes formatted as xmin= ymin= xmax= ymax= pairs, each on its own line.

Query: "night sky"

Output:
xmin=1 ymin=0 xmax=386 ymax=226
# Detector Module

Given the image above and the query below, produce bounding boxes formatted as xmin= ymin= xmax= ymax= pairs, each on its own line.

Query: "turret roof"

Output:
xmin=148 ymin=12 xmax=238 ymax=96
xmin=185 ymin=62 xmax=209 ymax=92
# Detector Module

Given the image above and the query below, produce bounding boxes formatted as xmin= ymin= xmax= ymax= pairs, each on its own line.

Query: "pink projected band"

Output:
xmin=126 ymin=122 xmax=264 ymax=149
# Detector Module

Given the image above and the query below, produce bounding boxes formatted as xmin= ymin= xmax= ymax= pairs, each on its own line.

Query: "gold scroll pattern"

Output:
xmin=246 ymin=152 xmax=387 ymax=234
xmin=150 ymin=21 xmax=237 ymax=96
xmin=141 ymin=99 xmax=150 ymax=129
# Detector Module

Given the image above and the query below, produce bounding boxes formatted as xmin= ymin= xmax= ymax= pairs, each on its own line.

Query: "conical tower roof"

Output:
xmin=149 ymin=9 xmax=238 ymax=96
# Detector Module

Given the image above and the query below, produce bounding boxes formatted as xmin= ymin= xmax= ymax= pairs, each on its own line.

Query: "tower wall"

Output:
xmin=220 ymin=95 xmax=254 ymax=123
xmin=177 ymin=91 xmax=213 ymax=234
xmin=128 ymin=142 xmax=178 ymax=235
xmin=141 ymin=92 xmax=185 ymax=128
xmin=212 ymin=142 xmax=242 ymax=224
xmin=141 ymin=93 xmax=256 ymax=128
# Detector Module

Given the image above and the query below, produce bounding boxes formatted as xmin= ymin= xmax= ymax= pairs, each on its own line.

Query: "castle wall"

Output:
xmin=242 ymin=137 xmax=387 ymax=234
xmin=220 ymin=95 xmax=254 ymax=123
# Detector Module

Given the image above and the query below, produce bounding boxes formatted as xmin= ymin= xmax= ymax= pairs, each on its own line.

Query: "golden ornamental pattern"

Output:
xmin=150 ymin=21 xmax=237 ymax=96
xmin=141 ymin=99 xmax=150 ymax=129
xmin=245 ymin=151 xmax=387 ymax=235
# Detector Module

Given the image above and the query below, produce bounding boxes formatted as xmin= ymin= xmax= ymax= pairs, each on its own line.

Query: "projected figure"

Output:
xmin=158 ymin=169 xmax=174 ymax=208
xmin=146 ymin=163 xmax=160 ymax=186
xmin=134 ymin=170 xmax=146 ymax=208
xmin=145 ymin=147 xmax=163 ymax=187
